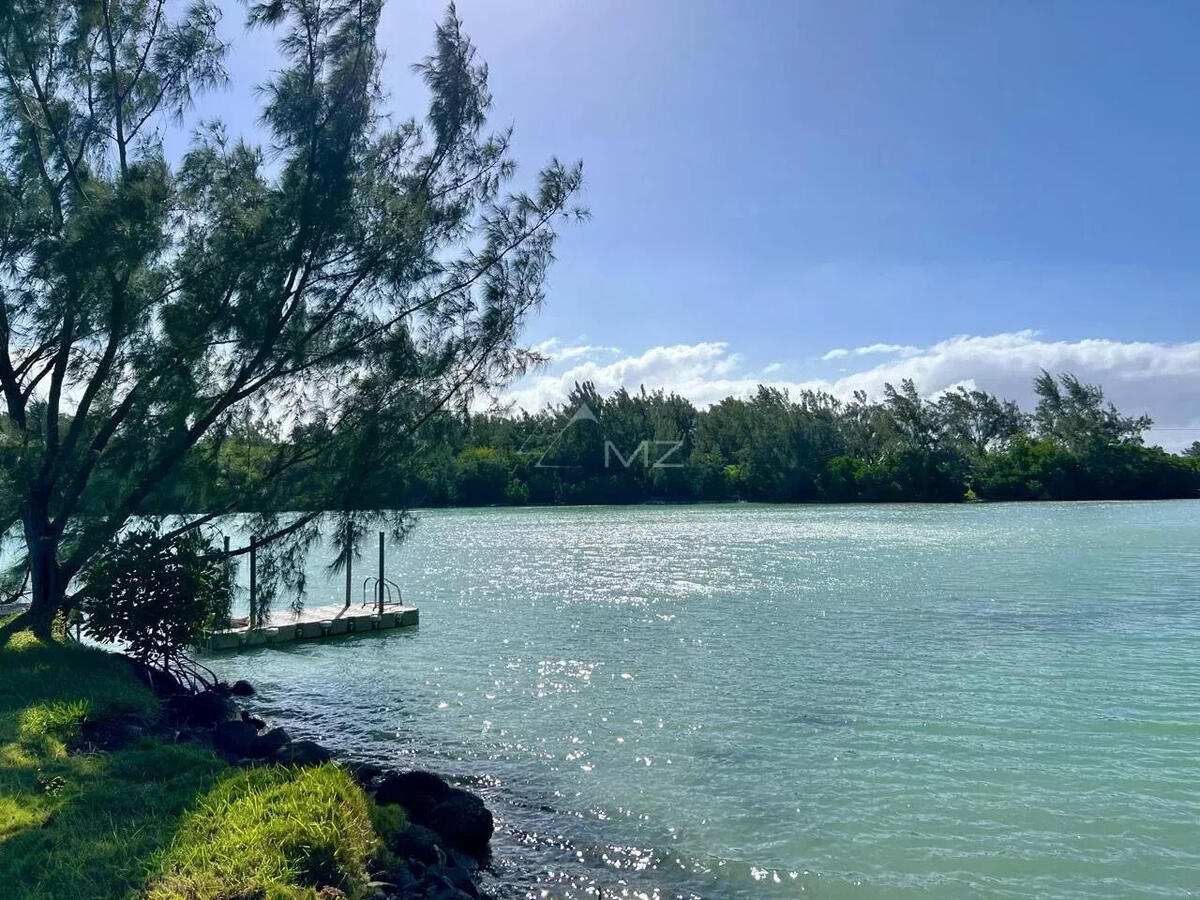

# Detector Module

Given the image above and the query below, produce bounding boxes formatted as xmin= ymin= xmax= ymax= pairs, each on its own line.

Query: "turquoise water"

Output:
xmin=208 ymin=502 xmax=1200 ymax=898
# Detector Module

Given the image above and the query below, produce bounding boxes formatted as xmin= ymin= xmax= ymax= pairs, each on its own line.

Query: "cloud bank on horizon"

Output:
xmin=505 ymin=332 xmax=1200 ymax=450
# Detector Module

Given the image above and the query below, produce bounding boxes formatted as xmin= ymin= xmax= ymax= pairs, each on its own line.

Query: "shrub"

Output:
xmin=79 ymin=529 xmax=233 ymax=669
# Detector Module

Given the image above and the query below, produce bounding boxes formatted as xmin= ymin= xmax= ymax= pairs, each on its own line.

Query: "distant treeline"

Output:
xmin=156 ymin=372 xmax=1200 ymax=510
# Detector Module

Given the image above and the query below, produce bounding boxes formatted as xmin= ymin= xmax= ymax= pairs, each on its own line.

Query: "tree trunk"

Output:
xmin=23 ymin=509 xmax=65 ymax=638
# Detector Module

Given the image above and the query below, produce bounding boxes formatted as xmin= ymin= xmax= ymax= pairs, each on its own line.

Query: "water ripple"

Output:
xmin=210 ymin=501 xmax=1200 ymax=898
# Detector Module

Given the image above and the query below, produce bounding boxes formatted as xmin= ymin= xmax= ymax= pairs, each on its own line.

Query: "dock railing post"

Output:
xmin=249 ymin=538 xmax=257 ymax=628
xmin=378 ymin=531 xmax=385 ymax=616
xmin=344 ymin=522 xmax=353 ymax=610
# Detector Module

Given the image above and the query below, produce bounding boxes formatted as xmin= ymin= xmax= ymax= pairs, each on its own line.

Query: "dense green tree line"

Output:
xmin=152 ymin=372 xmax=1200 ymax=509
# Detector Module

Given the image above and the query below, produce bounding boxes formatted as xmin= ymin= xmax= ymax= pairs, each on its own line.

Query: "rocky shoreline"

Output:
xmin=124 ymin=661 xmax=496 ymax=900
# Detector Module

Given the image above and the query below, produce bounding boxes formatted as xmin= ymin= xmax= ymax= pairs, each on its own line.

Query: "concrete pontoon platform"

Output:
xmin=201 ymin=602 xmax=418 ymax=651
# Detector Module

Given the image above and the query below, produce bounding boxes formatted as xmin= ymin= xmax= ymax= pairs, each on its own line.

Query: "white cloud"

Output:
xmin=825 ymin=332 xmax=1200 ymax=448
xmin=505 ymin=342 xmax=756 ymax=410
xmin=505 ymin=332 xmax=1200 ymax=449
xmin=531 ymin=338 xmax=622 ymax=363
xmin=821 ymin=342 xmax=922 ymax=361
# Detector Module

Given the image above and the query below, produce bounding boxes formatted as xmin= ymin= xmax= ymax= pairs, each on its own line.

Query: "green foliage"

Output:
xmin=149 ymin=765 xmax=376 ymax=900
xmin=0 ymin=740 xmax=228 ymax=900
xmin=1034 ymin=370 xmax=1152 ymax=452
xmin=79 ymin=529 xmax=233 ymax=667
xmin=179 ymin=371 xmax=1197 ymax=507
xmin=369 ymin=800 xmax=409 ymax=844
xmin=0 ymin=625 xmax=381 ymax=900
xmin=452 ymin=446 xmax=513 ymax=505
xmin=973 ymin=437 xmax=1200 ymax=501
xmin=819 ymin=455 xmax=870 ymax=502
xmin=0 ymin=625 xmax=215 ymax=898
xmin=230 ymin=371 xmax=1198 ymax=507
xmin=0 ymin=626 xmax=158 ymax=759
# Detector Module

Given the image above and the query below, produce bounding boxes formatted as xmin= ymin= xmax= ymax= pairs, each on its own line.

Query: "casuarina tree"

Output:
xmin=0 ymin=0 xmax=584 ymax=635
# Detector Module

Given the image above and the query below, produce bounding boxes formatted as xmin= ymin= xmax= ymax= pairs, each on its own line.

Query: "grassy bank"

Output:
xmin=0 ymin=624 xmax=387 ymax=899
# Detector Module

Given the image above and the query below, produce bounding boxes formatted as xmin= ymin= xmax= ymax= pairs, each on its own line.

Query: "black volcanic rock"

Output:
xmin=392 ymin=823 xmax=442 ymax=866
xmin=272 ymin=739 xmax=333 ymax=765
xmin=255 ymin=727 xmax=290 ymax=757
xmin=170 ymin=690 xmax=239 ymax=726
xmin=213 ymin=719 xmax=259 ymax=756
xmin=375 ymin=770 xmax=452 ymax=808
xmin=427 ymin=788 xmax=494 ymax=856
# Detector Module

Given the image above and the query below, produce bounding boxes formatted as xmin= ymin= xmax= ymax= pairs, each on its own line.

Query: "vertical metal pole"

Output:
xmin=378 ymin=531 xmax=385 ymax=615
xmin=344 ymin=522 xmax=353 ymax=609
xmin=224 ymin=535 xmax=232 ymax=629
xmin=222 ymin=540 xmax=232 ymax=638
xmin=249 ymin=539 xmax=257 ymax=628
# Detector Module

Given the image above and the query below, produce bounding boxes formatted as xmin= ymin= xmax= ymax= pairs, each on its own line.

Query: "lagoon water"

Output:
xmin=209 ymin=502 xmax=1200 ymax=898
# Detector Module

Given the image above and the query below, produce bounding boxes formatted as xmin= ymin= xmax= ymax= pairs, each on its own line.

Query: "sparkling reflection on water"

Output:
xmin=208 ymin=501 xmax=1200 ymax=898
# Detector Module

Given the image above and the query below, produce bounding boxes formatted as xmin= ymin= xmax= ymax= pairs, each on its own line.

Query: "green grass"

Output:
xmin=0 ymin=622 xmax=382 ymax=899
xmin=149 ymin=765 xmax=376 ymax=900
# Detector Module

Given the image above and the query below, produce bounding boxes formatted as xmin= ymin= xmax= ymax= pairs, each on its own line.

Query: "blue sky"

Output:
xmin=195 ymin=1 xmax=1200 ymax=444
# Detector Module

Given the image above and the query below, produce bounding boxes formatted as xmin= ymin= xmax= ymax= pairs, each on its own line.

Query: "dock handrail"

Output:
xmin=361 ymin=576 xmax=404 ymax=610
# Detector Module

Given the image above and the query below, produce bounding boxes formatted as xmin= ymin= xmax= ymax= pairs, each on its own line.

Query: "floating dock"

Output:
xmin=201 ymin=602 xmax=418 ymax=652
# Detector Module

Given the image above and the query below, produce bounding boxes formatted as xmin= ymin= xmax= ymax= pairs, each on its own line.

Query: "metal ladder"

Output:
xmin=361 ymin=575 xmax=404 ymax=614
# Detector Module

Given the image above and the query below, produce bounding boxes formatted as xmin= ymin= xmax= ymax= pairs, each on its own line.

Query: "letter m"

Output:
xmin=605 ymin=440 xmax=649 ymax=468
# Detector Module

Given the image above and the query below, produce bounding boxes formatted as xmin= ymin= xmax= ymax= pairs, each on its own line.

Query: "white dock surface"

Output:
xmin=202 ymin=602 xmax=418 ymax=651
